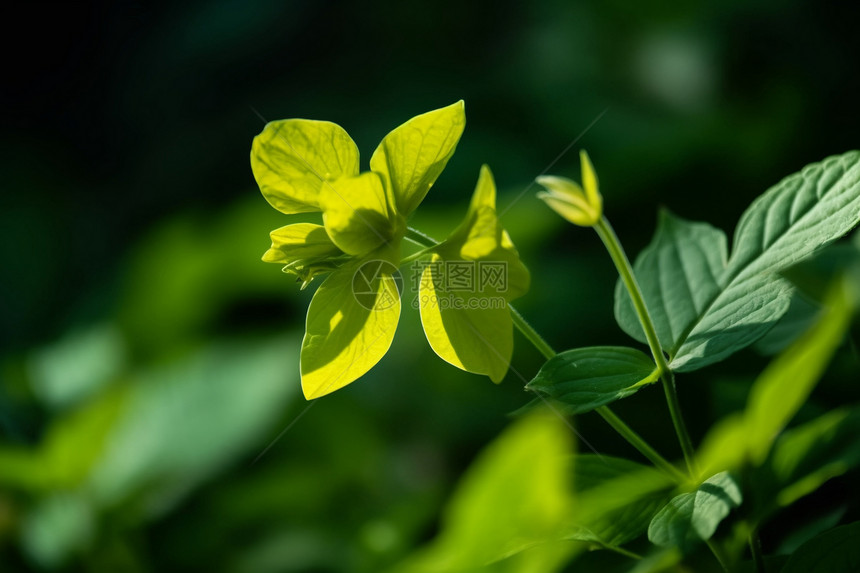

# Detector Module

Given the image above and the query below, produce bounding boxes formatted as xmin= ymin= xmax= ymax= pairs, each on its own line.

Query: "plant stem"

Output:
xmin=509 ymin=303 xmax=684 ymax=482
xmin=593 ymin=216 xmax=697 ymax=475
xmin=400 ymin=244 xmax=437 ymax=265
xmin=595 ymin=406 xmax=688 ymax=483
xmin=405 ymin=226 xmax=439 ymax=247
xmin=749 ymin=527 xmax=765 ymax=573
xmin=706 ymin=539 xmax=731 ymax=573
xmin=509 ymin=305 xmax=555 ymax=360
xmin=405 ymin=226 xmax=683 ymax=481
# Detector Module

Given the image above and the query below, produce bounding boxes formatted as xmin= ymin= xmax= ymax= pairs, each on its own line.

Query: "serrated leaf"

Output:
xmin=781 ymin=522 xmax=860 ymax=573
xmin=647 ymin=472 xmax=742 ymax=551
xmin=527 ymin=347 xmax=659 ymax=414
xmin=615 ymin=152 xmax=860 ymax=372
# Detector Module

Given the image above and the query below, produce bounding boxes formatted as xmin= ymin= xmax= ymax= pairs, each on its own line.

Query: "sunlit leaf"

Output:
xmin=301 ymin=258 xmax=401 ymax=399
xmin=391 ymin=412 xmax=578 ymax=572
xmin=252 ymin=119 xmax=359 ymax=214
xmin=527 ymin=347 xmax=659 ymax=414
xmin=744 ymin=280 xmax=853 ymax=464
xmin=695 ymin=280 xmax=853 ymax=477
xmin=648 ymin=472 xmax=742 ymax=552
xmin=370 ymin=101 xmax=466 ymax=216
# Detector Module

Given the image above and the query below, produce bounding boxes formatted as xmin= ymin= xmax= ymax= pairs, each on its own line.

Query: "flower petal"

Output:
xmin=535 ymin=174 xmax=600 ymax=227
xmin=301 ymin=259 xmax=401 ymax=399
xmin=418 ymin=254 xmax=513 ymax=383
xmin=252 ymin=119 xmax=359 ymax=214
xmin=369 ymin=101 xmax=466 ymax=216
xmin=447 ymin=166 xmax=531 ymax=301
xmin=319 ymin=172 xmax=403 ymax=256
xmin=262 ymin=223 xmax=342 ymax=263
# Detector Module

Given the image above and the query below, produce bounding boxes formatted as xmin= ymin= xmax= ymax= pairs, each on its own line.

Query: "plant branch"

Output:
xmin=593 ymin=216 xmax=697 ymax=475
xmin=406 ymin=226 xmax=683 ymax=481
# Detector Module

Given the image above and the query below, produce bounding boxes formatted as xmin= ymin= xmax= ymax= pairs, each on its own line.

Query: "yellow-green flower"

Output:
xmin=535 ymin=150 xmax=603 ymax=227
xmin=252 ymin=102 xmax=466 ymax=398
xmin=252 ymin=102 xmax=530 ymax=398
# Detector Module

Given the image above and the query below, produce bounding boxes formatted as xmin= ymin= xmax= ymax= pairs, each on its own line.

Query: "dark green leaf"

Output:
xmin=647 ymin=472 xmax=742 ymax=551
xmin=563 ymin=455 xmax=675 ymax=554
xmin=527 ymin=347 xmax=659 ymax=414
xmin=782 ymin=522 xmax=860 ymax=573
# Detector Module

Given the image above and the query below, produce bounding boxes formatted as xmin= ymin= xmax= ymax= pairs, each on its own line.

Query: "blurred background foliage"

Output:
xmin=1 ymin=0 xmax=859 ymax=571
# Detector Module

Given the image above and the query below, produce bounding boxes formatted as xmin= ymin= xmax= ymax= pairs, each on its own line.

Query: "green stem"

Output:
xmin=405 ymin=226 xmax=683 ymax=481
xmin=405 ymin=226 xmax=439 ymax=247
xmin=509 ymin=304 xmax=684 ymax=482
xmin=749 ymin=527 xmax=765 ymax=573
xmin=509 ymin=305 xmax=556 ymax=360
xmin=706 ymin=539 xmax=731 ymax=573
xmin=595 ymin=407 xmax=688 ymax=483
xmin=593 ymin=216 xmax=697 ymax=475
xmin=400 ymin=244 xmax=437 ymax=265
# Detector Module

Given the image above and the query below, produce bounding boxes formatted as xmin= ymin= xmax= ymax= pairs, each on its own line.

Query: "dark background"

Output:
xmin=1 ymin=1 xmax=858 ymax=571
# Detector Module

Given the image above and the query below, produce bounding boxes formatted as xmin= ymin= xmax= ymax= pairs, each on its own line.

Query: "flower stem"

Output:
xmin=405 ymin=226 xmax=439 ymax=247
xmin=593 ymin=216 xmax=697 ymax=475
xmin=405 ymin=226 xmax=683 ymax=481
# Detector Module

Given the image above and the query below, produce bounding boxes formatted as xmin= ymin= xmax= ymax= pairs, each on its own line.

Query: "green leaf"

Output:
xmin=527 ymin=347 xmax=659 ymax=414
xmin=614 ymin=210 xmax=727 ymax=349
xmin=759 ymin=408 xmax=860 ymax=510
xmin=751 ymin=292 xmax=819 ymax=355
xmin=647 ymin=472 xmax=742 ymax=552
xmin=615 ymin=151 xmax=860 ymax=372
xmin=301 ymin=258 xmax=401 ymax=399
xmin=370 ymin=100 xmax=466 ymax=217
xmin=695 ymin=280 xmax=854 ymax=477
xmin=251 ymin=119 xmax=359 ymax=214
xmin=781 ymin=522 xmax=860 ymax=573
xmin=744 ymin=280 xmax=853 ymax=464
xmin=392 ymin=412 xmax=578 ymax=572
xmin=569 ymin=455 xmax=673 ymax=548
xmin=319 ymin=172 xmax=402 ymax=255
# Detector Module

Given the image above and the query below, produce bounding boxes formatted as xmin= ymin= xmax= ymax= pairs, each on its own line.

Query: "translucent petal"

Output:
xmin=418 ymin=254 xmax=513 ymax=383
xmin=369 ymin=101 xmax=465 ymax=216
xmin=319 ymin=172 xmax=403 ymax=256
xmin=252 ymin=119 xmax=359 ymax=214
xmin=301 ymin=259 xmax=401 ymax=399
